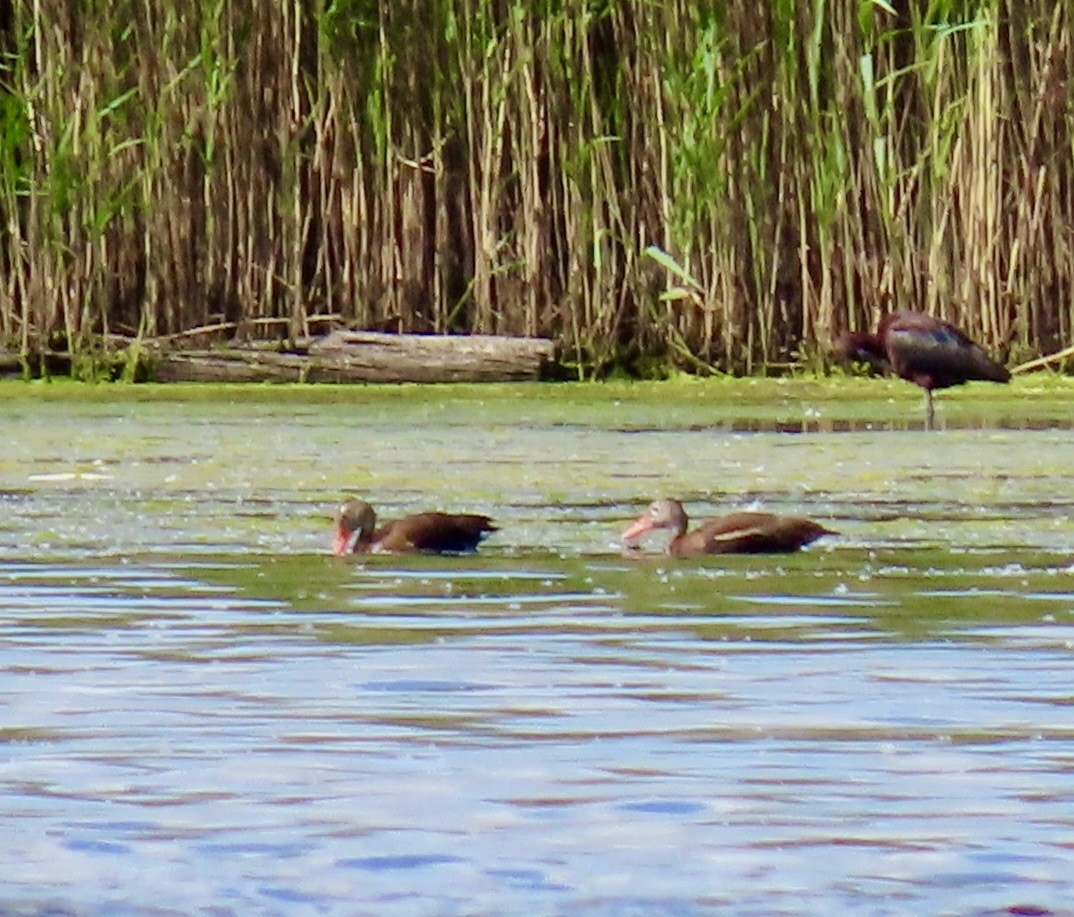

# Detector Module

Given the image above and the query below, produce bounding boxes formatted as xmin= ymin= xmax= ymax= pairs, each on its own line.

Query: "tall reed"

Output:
xmin=0 ymin=1 xmax=1071 ymax=376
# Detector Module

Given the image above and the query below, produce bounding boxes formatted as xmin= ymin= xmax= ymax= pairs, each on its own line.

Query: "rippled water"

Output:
xmin=1 ymin=391 xmax=1072 ymax=915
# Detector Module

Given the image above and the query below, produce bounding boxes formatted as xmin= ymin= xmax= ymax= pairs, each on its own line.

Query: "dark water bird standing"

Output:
xmin=333 ymin=498 xmax=497 ymax=555
xmin=622 ymin=498 xmax=835 ymax=558
xmin=836 ymin=310 xmax=1010 ymax=429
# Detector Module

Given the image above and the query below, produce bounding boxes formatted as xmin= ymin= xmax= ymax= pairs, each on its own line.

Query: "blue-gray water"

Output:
xmin=1 ymin=395 xmax=1072 ymax=915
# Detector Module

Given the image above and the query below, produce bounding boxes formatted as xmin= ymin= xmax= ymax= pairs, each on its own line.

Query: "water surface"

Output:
xmin=1 ymin=387 xmax=1072 ymax=914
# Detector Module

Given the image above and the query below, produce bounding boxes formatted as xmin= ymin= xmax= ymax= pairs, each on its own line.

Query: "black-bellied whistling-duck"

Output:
xmin=333 ymin=498 xmax=497 ymax=555
xmin=836 ymin=310 xmax=1010 ymax=429
xmin=622 ymin=498 xmax=835 ymax=558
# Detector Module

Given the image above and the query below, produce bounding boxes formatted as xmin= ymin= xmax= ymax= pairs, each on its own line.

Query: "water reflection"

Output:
xmin=721 ymin=416 xmax=1074 ymax=434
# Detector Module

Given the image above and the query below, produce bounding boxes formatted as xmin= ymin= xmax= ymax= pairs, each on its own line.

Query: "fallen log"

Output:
xmin=154 ymin=350 xmax=309 ymax=383
xmin=153 ymin=331 xmax=555 ymax=383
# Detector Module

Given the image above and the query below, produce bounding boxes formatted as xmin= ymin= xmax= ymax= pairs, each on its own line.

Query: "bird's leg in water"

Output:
xmin=924 ymin=389 xmax=934 ymax=431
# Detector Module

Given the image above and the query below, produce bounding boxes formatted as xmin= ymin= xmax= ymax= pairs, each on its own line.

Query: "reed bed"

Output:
xmin=1 ymin=0 xmax=1071 ymax=377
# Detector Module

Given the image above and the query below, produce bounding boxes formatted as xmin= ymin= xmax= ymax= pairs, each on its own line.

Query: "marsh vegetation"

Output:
xmin=2 ymin=2 xmax=1073 ymax=377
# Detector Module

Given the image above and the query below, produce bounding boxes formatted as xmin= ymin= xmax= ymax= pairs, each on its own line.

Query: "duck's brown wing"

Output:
xmin=373 ymin=513 xmax=497 ymax=554
xmin=677 ymin=512 xmax=834 ymax=556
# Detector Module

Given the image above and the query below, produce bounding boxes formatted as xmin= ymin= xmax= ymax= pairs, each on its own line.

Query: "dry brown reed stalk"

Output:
xmin=0 ymin=0 xmax=1071 ymax=377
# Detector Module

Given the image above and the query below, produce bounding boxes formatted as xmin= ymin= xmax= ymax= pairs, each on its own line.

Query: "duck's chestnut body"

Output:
xmin=333 ymin=498 xmax=497 ymax=555
xmin=622 ymin=498 xmax=834 ymax=558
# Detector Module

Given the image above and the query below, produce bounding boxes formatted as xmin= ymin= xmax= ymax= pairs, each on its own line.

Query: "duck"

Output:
xmin=622 ymin=498 xmax=835 ymax=557
xmin=333 ymin=498 xmax=497 ymax=555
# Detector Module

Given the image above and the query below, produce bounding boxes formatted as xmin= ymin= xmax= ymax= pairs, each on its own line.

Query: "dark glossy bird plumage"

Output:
xmin=333 ymin=498 xmax=497 ymax=555
xmin=836 ymin=310 xmax=1010 ymax=427
xmin=622 ymin=498 xmax=835 ymax=558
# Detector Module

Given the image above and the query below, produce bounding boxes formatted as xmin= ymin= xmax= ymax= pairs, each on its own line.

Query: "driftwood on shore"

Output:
xmin=153 ymin=330 xmax=555 ymax=383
